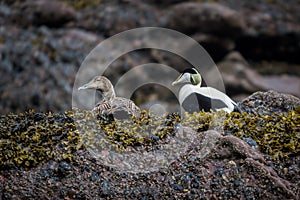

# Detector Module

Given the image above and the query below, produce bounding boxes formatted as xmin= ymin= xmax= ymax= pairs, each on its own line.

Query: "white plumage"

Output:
xmin=172 ymin=68 xmax=240 ymax=113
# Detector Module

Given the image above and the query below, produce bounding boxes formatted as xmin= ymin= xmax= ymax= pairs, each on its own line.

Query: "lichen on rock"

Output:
xmin=0 ymin=110 xmax=81 ymax=168
xmin=0 ymin=109 xmax=181 ymax=168
xmin=0 ymin=91 xmax=299 ymax=199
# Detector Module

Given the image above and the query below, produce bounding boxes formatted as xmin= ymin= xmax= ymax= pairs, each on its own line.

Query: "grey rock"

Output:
xmin=165 ymin=2 xmax=246 ymax=36
xmin=77 ymin=1 xmax=159 ymax=36
xmin=218 ymin=51 xmax=300 ymax=98
xmin=13 ymin=0 xmax=76 ymax=28
xmin=192 ymin=33 xmax=235 ymax=61
xmin=240 ymin=90 xmax=300 ymax=114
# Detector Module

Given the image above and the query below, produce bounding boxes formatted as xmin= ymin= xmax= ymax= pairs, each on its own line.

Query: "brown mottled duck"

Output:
xmin=78 ymin=76 xmax=140 ymax=118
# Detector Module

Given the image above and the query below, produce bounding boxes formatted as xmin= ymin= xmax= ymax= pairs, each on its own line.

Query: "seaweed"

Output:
xmin=182 ymin=110 xmax=299 ymax=160
xmin=0 ymin=108 xmax=298 ymax=168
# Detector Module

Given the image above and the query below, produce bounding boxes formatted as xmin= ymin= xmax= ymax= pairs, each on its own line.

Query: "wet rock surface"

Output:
xmin=240 ymin=90 xmax=300 ymax=114
xmin=0 ymin=91 xmax=299 ymax=199
xmin=0 ymin=1 xmax=300 ymax=197
xmin=0 ymin=0 xmax=299 ymax=114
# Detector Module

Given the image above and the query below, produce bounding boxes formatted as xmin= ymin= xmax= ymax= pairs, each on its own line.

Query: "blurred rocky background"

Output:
xmin=0 ymin=0 xmax=300 ymax=114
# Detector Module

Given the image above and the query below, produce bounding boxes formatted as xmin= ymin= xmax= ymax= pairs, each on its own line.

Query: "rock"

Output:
xmin=243 ymin=137 xmax=258 ymax=148
xmin=0 ymin=104 xmax=299 ymax=198
xmin=1 ymin=126 xmax=298 ymax=199
xmin=151 ymin=33 xmax=234 ymax=67
xmin=161 ymin=1 xmax=300 ymax=63
xmin=140 ymin=0 xmax=186 ymax=7
xmin=218 ymin=51 xmax=300 ymax=98
xmin=165 ymin=2 xmax=246 ymax=36
xmin=0 ymin=25 xmax=99 ymax=114
xmin=192 ymin=33 xmax=235 ymax=61
xmin=150 ymin=49 xmax=190 ymax=72
xmin=241 ymin=6 xmax=300 ymax=36
xmin=1 ymin=0 xmax=300 ymax=114
xmin=58 ymin=161 xmax=72 ymax=177
xmin=240 ymin=90 xmax=300 ymax=114
xmin=218 ymin=51 xmax=262 ymax=96
xmin=62 ymin=29 xmax=100 ymax=44
xmin=77 ymin=1 xmax=159 ymax=36
xmin=0 ymin=4 xmax=12 ymax=25
xmin=258 ymin=75 xmax=300 ymax=98
xmin=232 ymin=1 xmax=300 ymax=63
xmin=13 ymin=0 xmax=77 ymax=28
xmin=161 ymin=2 xmax=246 ymax=62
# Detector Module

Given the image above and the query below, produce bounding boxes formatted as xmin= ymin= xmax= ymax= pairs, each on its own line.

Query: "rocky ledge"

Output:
xmin=0 ymin=90 xmax=299 ymax=199
xmin=1 ymin=0 xmax=300 ymax=114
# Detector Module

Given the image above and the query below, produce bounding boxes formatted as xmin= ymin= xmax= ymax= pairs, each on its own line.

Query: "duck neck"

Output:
xmin=192 ymin=79 xmax=207 ymax=87
xmin=99 ymin=83 xmax=116 ymax=101
xmin=200 ymin=79 xmax=207 ymax=87
xmin=102 ymin=89 xmax=115 ymax=101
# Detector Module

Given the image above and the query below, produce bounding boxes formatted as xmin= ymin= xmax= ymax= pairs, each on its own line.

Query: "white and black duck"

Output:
xmin=172 ymin=68 xmax=241 ymax=113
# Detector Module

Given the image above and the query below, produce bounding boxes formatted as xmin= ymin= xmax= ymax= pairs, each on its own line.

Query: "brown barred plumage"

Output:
xmin=79 ymin=76 xmax=141 ymax=118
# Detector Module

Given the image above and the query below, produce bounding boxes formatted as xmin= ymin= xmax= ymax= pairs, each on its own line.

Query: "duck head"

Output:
xmin=78 ymin=75 xmax=116 ymax=101
xmin=172 ymin=68 xmax=203 ymax=86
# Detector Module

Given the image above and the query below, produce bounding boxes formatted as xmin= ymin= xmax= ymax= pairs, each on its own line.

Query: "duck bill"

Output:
xmin=172 ymin=73 xmax=189 ymax=86
xmin=172 ymin=76 xmax=181 ymax=86
xmin=78 ymin=81 xmax=96 ymax=90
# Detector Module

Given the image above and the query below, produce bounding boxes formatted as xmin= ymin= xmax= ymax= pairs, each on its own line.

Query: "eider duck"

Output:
xmin=78 ymin=76 xmax=141 ymax=118
xmin=172 ymin=68 xmax=241 ymax=113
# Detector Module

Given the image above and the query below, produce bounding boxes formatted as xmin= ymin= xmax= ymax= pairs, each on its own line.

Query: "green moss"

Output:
xmin=0 ymin=108 xmax=298 ymax=168
xmin=0 ymin=35 xmax=6 ymax=43
xmin=74 ymin=109 xmax=180 ymax=152
xmin=182 ymin=109 xmax=300 ymax=160
xmin=225 ymin=110 xmax=299 ymax=159
xmin=295 ymin=105 xmax=300 ymax=114
xmin=182 ymin=110 xmax=228 ymax=132
xmin=0 ymin=110 xmax=81 ymax=168
xmin=0 ymin=109 xmax=179 ymax=168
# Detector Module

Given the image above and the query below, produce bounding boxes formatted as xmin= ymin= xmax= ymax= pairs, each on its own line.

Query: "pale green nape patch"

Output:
xmin=190 ymin=73 xmax=202 ymax=85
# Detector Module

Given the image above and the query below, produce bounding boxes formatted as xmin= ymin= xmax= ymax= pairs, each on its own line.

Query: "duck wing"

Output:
xmin=179 ymin=85 xmax=236 ymax=113
xmin=93 ymin=97 xmax=140 ymax=118
xmin=110 ymin=97 xmax=141 ymax=117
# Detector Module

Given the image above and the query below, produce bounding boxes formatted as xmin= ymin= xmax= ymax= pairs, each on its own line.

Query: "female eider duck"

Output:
xmin=78 ymin=76 xmax=141 ymax=118
xmin=172 ymin=68 xmax=241 ymax=113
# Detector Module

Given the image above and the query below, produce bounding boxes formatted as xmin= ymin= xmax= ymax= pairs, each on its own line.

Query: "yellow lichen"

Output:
xmin=0 ymin=107 xmax=298 ymax=168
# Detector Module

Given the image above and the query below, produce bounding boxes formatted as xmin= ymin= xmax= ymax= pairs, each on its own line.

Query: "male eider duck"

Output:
xmin=172 ymin=68 xmax=241 ymax=113
xmin=78 ymin=76 xmax=141 ymax=118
